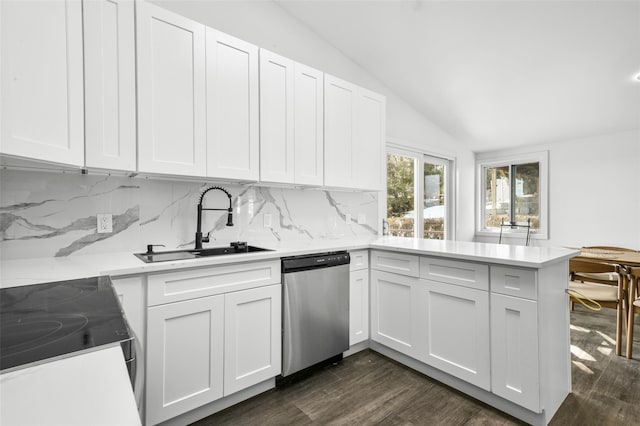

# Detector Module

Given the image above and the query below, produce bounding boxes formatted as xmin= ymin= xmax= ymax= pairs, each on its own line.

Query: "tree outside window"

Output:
xmin=484 ymin=162 xmax=540 ymax=230
xmin=386 ymin=152 xmax=449 ymax=239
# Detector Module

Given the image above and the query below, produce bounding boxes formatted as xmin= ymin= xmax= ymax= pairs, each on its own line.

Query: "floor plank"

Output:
xmin=191 ymin=305 xmax=640 ymax=426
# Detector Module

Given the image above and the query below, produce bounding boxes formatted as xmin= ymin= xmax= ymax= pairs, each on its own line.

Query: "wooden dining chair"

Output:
xmin=576 ymin=246 xmax=638 ymax=285
xmin=626 ymin=267 xmax=640 ymax=359
xmin=569 ymin=258 xmax=625 ymax=355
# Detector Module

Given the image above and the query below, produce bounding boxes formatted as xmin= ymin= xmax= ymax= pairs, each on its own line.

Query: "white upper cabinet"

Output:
xmin=259 ymin=50 xmax=324 ymax=186
xmin=293 ymin=62 xmax=324 ymax=186
xmin=324 ymin=74 xmax=385 ymax=190
xmin=355 ymin=88 xmax=386 ymax=191
xmin=0 ymin=0 xmax=84 ymax=167
xmin=83 ymin=0 xmax=136 ymax=171
xmin=324 ymin=75 xmax=357 ymax=188
xmin=259 ymin=49 xmax=295 ymax=184
xmin=136 ymin=0 xmax=207 ymax=177
xmin=206 ymin=28 xmax=259 ymax=181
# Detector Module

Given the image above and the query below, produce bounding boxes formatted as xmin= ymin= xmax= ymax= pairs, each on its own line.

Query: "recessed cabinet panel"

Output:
xmin=147 ymin=261 xmax=281 ymax=306
xmin=349 ymin=268 xmax=369 ymax=345
xmin=207 ymin=29 xmax=259 ymax=181
xmin=490 ymin=266 xmax=537 ymax=300
xmin=371 ymin=270 xmax=422 ymax=357
xmin=421 ymin=279 xmax=490 ymax=390
xmin=1 ymin=0 xmax=84 ymax=166
xmin=84 ymin=0 xmax=136 ymax=171
xmin=491 ymin=293 xmax=540 ymax=412
xmin=136 ymin=0 xmax=206 ymax=176
xmin=324 ymin=75 xmax=356 ymax=188
xmin=354 ymin=88 xmax=385 ymax=191
xmin=349 ymin=250 xmax=369 ymax=271
xmin=146 ymin=295 xmax=224 ymax=425
xmin=294 ymin=63 xmax=324 ymax=186
xmin=224 ymin=285 xmax=281 ymax=396
xmin=420 ymin=257 xmax=489 ymax=291
xmin=371 ymin=250 xmax=419 ymax=277
xmin=259 ymin=49 xmax=294 ymax=183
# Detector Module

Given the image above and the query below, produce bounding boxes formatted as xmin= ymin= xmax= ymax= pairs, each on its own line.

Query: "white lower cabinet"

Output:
xmin=419 ymin=279 xmax=490 ymax=390
xmin=490 ymin=292 xmax=540 ymax=412
xmin=224 ymin=285 xmax=281 ymax=396
xmin=370 ymin=270 xmax=423 ymax=358
xmin=146 ymin=295 xmax=225 ymax=426
xmin=144 ymin=261 xmax=282 ymax=426
xmin=349 ymin=268 xmax=369 ymax=345
xmin=371 ymin=251 xmax=540 ymax=399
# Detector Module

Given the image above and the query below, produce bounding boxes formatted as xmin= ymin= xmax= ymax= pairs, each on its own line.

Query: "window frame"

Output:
xmin=475 ymin=150 xmax=549 ymax=241
xmin=386 ymin=145 xmax=456 ymax=240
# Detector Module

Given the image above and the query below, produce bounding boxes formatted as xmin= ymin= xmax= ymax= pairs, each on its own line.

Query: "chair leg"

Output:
xmin=627 ymin=277 xmax=637 ymax=359
xmin=628 ymin=311 xmax=635 ymax=359
xmin=616 ymin=303 xmax=622 ymax=356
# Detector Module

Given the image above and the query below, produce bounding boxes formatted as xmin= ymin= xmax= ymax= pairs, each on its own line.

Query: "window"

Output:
xmin=386 ymin=149 xmax=454 ymax=240
xmin=477 ymin=151 xmax=548 ymax=240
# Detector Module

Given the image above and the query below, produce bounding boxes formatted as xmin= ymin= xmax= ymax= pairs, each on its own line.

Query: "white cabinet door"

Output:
xmin=206 ymin=28 xmax=259 ymax=181
xmin=84 ymin=0 xmax=136 ymax=171
xmin=354 ymin=88 xmax=385 ymax=191
xmin=1 ymin=0 xmax=84 ymax=166
xmin=259 ymin=51 xmax=323 ymax=186
xmin=420 ymin=279 xmax=491 ymax=390
xmin=293 ymin=62 xmax=324 ymax=186
xmin=324 ymin=74 xmax=357 ymax=188
xmin=491 ymin=293 xmax=540 ymax=412
xmin=324 ymin=74 xmax=386 ymax=190
xmin=259 ymin=49 xmax=294 ymax=184
xmin=224 ymin=284 xmax=281 ymax=396
xmin=370 ymin=270 xmax=423 ymax=358
xmin=146 ymin=295 xmax=224 ymax=425
xmin=349 ymin=268 xmax=369 ymax=345
xmin=136 ymin=0 xmax=206 ymax=177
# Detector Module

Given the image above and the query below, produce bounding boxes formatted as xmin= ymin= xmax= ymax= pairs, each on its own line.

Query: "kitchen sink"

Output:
xmin=134 ymin=242 xmax=272 ymax=263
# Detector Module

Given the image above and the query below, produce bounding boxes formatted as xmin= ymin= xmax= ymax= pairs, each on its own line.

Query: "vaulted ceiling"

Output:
xmin=276 ymin=0 xmax=640 ymax=152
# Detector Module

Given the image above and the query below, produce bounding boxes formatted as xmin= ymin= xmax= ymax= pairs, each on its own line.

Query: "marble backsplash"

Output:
xmin=0 ymin=169 xmax=379 ymax=260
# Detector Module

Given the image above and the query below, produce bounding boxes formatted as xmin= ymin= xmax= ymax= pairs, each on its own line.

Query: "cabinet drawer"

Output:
xmin=490 ymin=266 xmax=537 ymax=300
xmin=147 ymin=260 xmax=281 ymax=306
xmin=419 ymin=257 xmax=489 ymax=291
xmin=371 ymin=250 xmax=419 ymax=277
xmin=350 ymin=250 xmax=369 ymax=271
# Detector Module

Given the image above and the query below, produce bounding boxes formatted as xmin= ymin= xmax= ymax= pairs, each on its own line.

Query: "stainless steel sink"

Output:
xmin=134 ymin=242 xmax=272 ymax=263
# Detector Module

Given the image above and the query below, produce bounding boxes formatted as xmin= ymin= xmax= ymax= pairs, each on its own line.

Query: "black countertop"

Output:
xmin=0 ymin=276 xmax=132 ymax=372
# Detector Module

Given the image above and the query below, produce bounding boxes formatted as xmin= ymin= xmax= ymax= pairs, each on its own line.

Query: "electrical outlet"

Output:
xmin=97 ymin=213 xmax=113 ymax=233
xmin=263 ymin=213 xmax=272 ymax=228
xmin=345 ymin=213 xmax=352 ymax=224
xmin=357 ymin=214 xmax=366 ymax=225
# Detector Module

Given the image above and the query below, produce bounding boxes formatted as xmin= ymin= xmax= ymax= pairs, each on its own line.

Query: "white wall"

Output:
xmin=475 ymin=129 xmax=640 ymax=249
xmin=150 ymin=0 xmax=476 ymax=241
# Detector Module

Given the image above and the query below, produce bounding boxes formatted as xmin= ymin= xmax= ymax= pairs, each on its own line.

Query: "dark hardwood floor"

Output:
xmin=191 ymin=306 xmax=640 ymax=425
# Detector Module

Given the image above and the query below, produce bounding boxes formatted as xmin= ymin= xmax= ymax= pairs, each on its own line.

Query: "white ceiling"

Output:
xmin=276 ymin=0 xmax=640 ymax=152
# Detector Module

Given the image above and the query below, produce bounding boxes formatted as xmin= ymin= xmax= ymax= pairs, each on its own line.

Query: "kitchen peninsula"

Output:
xmin=1 ymin=237 xmax=577 ymax=426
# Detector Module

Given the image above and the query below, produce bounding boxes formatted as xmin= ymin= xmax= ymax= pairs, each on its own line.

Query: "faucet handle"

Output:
xmin=146 ymin=244 xmax=165 ymax=254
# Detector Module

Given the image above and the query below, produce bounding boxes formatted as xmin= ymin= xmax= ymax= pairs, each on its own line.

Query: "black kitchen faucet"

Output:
xmin=195 ymin=186 xmax=233 ymax=249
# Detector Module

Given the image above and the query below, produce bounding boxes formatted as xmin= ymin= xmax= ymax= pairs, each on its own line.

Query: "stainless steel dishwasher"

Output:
xmin=281 ymin=251 xmax=350 ymax=378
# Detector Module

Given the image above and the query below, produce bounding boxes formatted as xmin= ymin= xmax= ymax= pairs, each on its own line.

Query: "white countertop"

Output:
xmin=370 ymin=236 xmax=579 ymax=268
xmin=0 ymin=239 xmax=372 ymax=288
xmin=0 ymin=237 xmax=579 ymax=288
xmin=0 ymin=345 xmax=141 ymax=426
